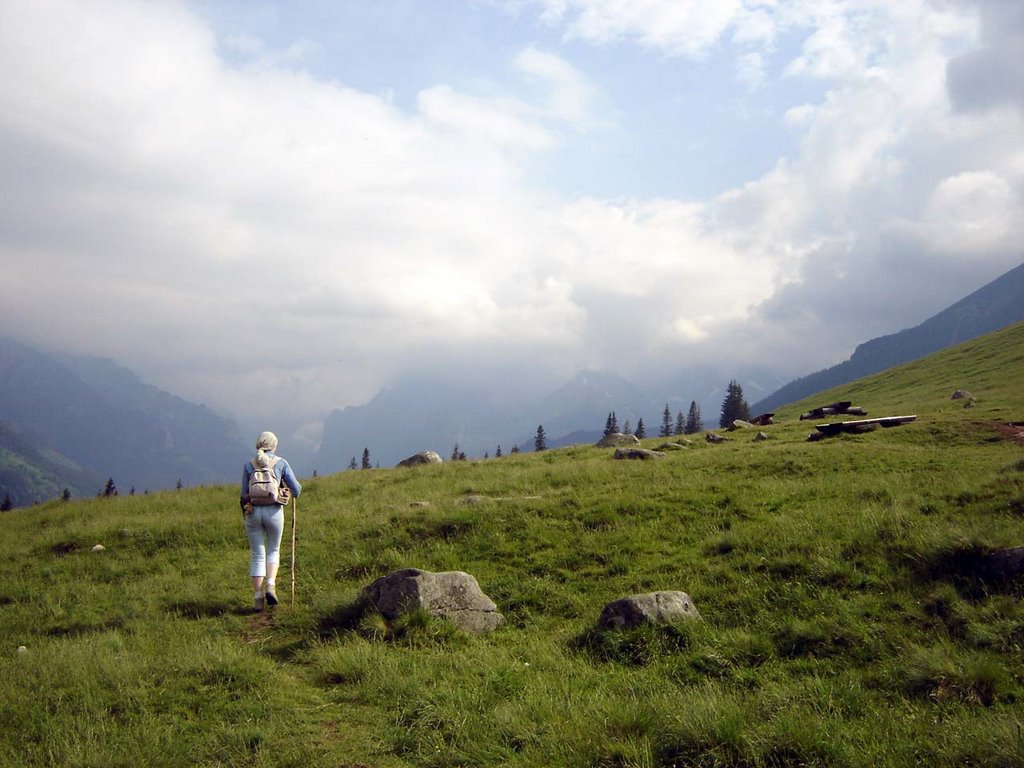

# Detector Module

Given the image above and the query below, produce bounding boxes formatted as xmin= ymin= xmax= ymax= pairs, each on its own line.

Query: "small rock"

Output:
xmin=598 ymin=591 xmax=700 ymax=630
xmin=655 ymin=442 xmax=689 ymax=451
xmin=726 ymin=420 xmax=754 ymax=431
xmin=613 ymin=448 xmax=664 ymax=460
xmin=596 ymin=432 xmax=641 ymax=448
xmin=16 ymin=646 xmax=27 ymax=654
xmin=951 ymin=390 xmax=973 ymax=400
xmin=753 ymin=431 xmax=769 ymax=442
xmin=91 ymin=544 xmax=105 ymax=553
xmin=705 ymin=433 xmax=728 ymax=444
xmin=396 ymin=450 xmax=443 ymax=468
xmin=409 ymin=501 xmax=431 ymax=508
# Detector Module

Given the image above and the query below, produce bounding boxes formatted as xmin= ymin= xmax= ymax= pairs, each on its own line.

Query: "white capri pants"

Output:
xmin=243 ymin=505 xmax=285 ymax=578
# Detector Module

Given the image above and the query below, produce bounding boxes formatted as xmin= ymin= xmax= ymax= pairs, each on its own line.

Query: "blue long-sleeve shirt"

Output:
xmin=241 ymin=452 xmax=301 ymax=504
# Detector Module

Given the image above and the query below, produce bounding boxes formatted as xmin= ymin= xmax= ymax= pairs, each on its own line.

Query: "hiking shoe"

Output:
xmin=265 ymin=587 xmax=279 ymax=607
xmin=254 ymin=595 xmax=265 ymax=612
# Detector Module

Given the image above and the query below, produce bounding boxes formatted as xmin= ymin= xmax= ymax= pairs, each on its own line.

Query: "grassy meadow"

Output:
xmin=2 ymin=321 xmax=1023 ymax=767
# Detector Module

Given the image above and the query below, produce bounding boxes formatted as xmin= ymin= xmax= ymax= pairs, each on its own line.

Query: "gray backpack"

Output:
xmin=248 ymin=456 xmax=282 ymax=506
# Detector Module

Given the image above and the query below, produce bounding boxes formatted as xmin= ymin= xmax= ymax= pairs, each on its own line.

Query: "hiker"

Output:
xmin=240 ymin=431 xmax=301 ymax=612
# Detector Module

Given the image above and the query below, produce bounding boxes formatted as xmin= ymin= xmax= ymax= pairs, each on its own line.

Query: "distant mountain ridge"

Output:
xmin=753 ymin=260 xmax=1024 ymax=414
xmin=0 ymin=339 xmax=247 ymax=506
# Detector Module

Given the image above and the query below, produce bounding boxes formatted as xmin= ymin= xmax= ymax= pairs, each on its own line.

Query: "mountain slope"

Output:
xmin=0 ymin=339 xmax=247 ymax=504
xmin=753 ymin=260 xmax=1024 ymax=413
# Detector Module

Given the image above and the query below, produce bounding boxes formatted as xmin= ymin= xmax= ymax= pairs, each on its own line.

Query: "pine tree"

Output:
xmin=510 ymin=445 xmax=520 ymax=454
xmin=104 ymin=478 xmax=118 ymax=497
xmin=634 ymin=418 xmax=646 ymax=439
xmin=176 ymin=479 xmax=182 ymax=490
xmin=660 ymin=404 xmax=673 ymax=437
xmin=603 ymin=411 xmax=620 ymax=437
xmin=496 ymin=445 xmax=503 ymax=458
xmin=484 ymin=451 xmax=489 ymax=459
xmin=685 ymin=400 xmax=703 ymax=434
xmin=348 ymin=457 xmax=357 ymax=470
xmin=1 ymin=493 xmax=12 ymax=512
xmin=719 ymin=380 xmax=752 ymax=428
xmin=534 ymin=425 xmax=547 ymax=452
xmin=129 ymin=486 xmax=135 ymax=496
xmin=61 ymin=488 xmax=71 ymax=502
xmin=451 ymin=443 xmax=461 ymax=461
xmin=361 ymin=448 xmax=371 ymax=469
xmin=622 ymin=419 xmax=631 ymax=436
xmin=674 ymin=411 xmax=685 ymax=436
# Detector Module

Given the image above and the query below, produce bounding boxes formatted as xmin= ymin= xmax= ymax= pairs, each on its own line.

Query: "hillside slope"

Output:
xmin=3 ymin=323 xmax=1023 ymax=767
xmin=0 ymin=338 xmax=247 ymax=504
xmin=753 ymin=259 xmax=1024 ymax=413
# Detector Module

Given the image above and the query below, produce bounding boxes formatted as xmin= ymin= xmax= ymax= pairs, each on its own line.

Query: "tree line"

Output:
xmin=343 ymin=380 xmax=752 ymax=466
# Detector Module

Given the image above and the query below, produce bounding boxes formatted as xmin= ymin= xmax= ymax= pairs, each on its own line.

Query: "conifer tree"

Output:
xmin=61 ymin=488 xmax=71 ymax=502
xmin=451 ymin=443 xmax=461 ymax=461
xmin=176 ymin=479 xmax=182 ymax=490
xmin=660 ymin=404 xmax=673 ymax=437
xmin=719 ymin=380 xmax=752 ymax=428
xmin=361 ymin=448 xmax=371 ymax=469
xmin=622 ymin=419 xmax=631 ymax=436
xmin=603 ymin=411 xmax=620 ymax=437
xmin=496 ymin=445 xmax=503 ymax=458
xmin=534 ymin=425 xmax=547 ymax=452
xmin=104 ymin=478 xmax=117 ymax=497
xmin=510 ymin=445 xmax=520 ymax=454
xmin=1 ymin=493 xmax=12 ymax=512
xmin=674 ymin=411 xmax=685 ymax=436
xmin=685 ymin=401 xmax=703 ymax=434
xmin=634 ymin=418 xmax=646 ymax=439
xmin=348 ymin=457 xmax=357 ymax=470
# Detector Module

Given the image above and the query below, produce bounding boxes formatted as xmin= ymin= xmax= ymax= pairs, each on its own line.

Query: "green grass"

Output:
xmin=3 ymin=321 xmax=1024 ymax=767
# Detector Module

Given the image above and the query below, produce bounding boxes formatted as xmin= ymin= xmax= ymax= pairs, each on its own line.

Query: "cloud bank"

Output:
xmin=1 ymin=0 xmax=1021 ymax=442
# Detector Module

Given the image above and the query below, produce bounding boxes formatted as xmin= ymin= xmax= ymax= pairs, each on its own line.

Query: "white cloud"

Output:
xmin=522 ymin=0 xmax=746 ymax=57
xmin=1 ymin=0 xmax=1022 ymax=432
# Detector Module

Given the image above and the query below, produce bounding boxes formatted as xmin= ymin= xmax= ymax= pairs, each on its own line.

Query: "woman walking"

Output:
xmin=241 ymin=431 xmax=301 ymax=612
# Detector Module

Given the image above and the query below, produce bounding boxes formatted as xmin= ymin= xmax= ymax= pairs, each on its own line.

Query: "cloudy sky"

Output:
xmin=2 ymin=0 xmax=1021 ymax=440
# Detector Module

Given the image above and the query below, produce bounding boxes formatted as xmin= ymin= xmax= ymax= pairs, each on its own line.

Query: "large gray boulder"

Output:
xmin=361 ymin=568 xmax=504 ymax=633
xmin=598 ymin=591 xmax=700 ymax=630
xmin=596 ymin=432 xmax=640 ymax=448
xmin=396 ymin=450 xmax=443 ymax=468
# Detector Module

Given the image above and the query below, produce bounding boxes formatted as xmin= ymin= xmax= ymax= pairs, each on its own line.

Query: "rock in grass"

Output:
xmin=596 ymin=432 xmax=640 ymax=448
xmin=951 ymin=390 xmax=973 ymax=400
xmin=16 ymin=646 xmax=27 ymax=654
xmin=613 ymin=448 xmax=664 ymax=460
xmin=754 ymin=431 xmax=769 ymax=442
xmin=656 ymin=441 xmax=690 ymax=451
xmin=705 ymin=432 xmax=729 ymax=444
xmin=726 ymin=420 xmax=755 ymax=431
xmin=362 ymin=568 xmax=504 ymax=634
xmin=91 ymin=544 xmax=105 ymax=553
xmin=598 ymin=591 xmax=700 ymax=630
xmin=396 ymin=450 xmax=443 ymax=468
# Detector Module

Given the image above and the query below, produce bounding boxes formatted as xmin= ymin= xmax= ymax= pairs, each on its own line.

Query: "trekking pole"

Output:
xmin=290 ymin=495 xmax=297 ymax=606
